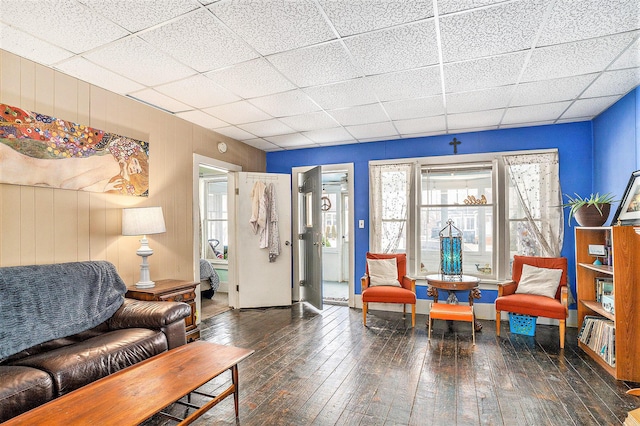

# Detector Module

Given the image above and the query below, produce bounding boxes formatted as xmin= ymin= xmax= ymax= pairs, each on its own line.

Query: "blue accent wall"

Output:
xmin=592 ymin=88 xmax=639 ymax=208
xmin=268 ymin=122 xmax=596 ymax=303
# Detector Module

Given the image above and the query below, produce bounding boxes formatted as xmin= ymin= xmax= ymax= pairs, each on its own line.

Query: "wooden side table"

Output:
xmin=425 ymin=274 xmax=482 ymax=331
xmin=126 ymin=279 xmax=200 ymax=343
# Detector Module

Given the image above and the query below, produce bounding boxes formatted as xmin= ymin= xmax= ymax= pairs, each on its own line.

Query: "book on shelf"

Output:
xmin=578 ymin=315 xmax=615 ymax=367
xmin=595 ymin=277 xmax=614 ymax=303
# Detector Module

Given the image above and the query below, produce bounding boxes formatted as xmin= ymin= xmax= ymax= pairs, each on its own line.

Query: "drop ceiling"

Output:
xmin=1 ymin=0 xmax=638 ymax=152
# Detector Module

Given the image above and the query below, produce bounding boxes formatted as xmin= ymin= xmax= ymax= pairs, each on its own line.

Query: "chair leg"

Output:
xmin=472 ymin=312 xmax=476 ymax=345
xmin=495 ymin=310 xmax=501 ymax=337
xmin=402 ymin=303 xmax=406 ymax=319
xmin=363 ymin=302 xmax=367 ymax=326
xmin=428 ymin=317 xmax=432 ymax=341
xmin=559 ymin=319 xmax=565 ymax=348
xmin=411 ymin=304 xmax=416 ymax=328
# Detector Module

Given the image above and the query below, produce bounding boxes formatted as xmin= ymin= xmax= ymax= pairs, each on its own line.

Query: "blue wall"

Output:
xmin=268 ymin=122 xmax=598 ymax=304
xmin=592 ymin=88 xmax=640 ymax=206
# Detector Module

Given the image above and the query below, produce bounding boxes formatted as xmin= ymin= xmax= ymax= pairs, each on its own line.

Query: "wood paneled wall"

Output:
xmin=0 ymin=50 xmax=266 ymax=284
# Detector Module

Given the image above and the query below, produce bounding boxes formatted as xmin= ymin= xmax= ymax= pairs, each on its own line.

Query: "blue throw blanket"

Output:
xmin=0 ymin=261 xmax=127 ymax=360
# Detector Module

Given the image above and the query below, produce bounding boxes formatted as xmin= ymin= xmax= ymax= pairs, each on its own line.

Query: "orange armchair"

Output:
xmin=361 ymin=252 xmax=416 ymax=327
xmin=495 ymin=255 xmax=569 ymax=348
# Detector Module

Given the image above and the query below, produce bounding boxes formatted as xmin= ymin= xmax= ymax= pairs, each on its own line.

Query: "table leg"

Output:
xmin=231 ymin=365 xmax=239 ymax=418
xmin=427 ymin=286 xmax=439 ymax=303
xmin=469 ymin=288 xmax=483 ymax=331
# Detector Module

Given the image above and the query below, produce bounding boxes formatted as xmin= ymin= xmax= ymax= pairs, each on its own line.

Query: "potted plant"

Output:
xmin=563 ymin=192 xmax=616 ymax=226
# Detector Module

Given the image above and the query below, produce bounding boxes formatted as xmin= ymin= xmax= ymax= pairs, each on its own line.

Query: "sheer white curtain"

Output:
xmin=369 ymin=163 xmax=413 ymax=253
xmin=505 ymin=152 xmax=564 ymax=257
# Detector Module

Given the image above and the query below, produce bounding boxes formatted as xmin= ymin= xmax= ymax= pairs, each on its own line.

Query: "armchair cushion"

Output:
xmin=515 ymin=264 xmax=563 ymax=299
xmin=362 ymin=286 xmax=416 ymax=304
xmin=366 ymin=258 xmax=401 ymax=287
xmin=495 ymin=293 xmax=567 ymax=319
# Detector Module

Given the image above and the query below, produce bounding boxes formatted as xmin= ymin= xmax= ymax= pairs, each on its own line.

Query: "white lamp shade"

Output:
xmin=122 ymin=207 xmax=166 ymax=236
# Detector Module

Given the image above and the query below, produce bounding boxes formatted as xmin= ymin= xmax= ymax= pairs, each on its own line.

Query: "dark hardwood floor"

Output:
xmin=145 ymin=304 xmax=639 ymax=425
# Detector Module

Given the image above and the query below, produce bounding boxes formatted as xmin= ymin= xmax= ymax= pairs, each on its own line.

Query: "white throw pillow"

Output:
xmin=515 ymin=264 xmax=563 ymax=299
xmin=367 ymin=258 xmax=401 ymax=287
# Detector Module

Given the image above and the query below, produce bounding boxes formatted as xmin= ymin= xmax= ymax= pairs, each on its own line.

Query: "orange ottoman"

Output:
xmin=428 ymin=302 xmax=475 ymax=345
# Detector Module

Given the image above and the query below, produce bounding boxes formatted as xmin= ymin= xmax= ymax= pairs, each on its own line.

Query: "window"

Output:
xmin=370 ymin=150 xmax=562 ymax=280
xmin=202 ymin=176 xmax=228 ymax=261
xmin=419 ymin=164 xmax=495 ymax=277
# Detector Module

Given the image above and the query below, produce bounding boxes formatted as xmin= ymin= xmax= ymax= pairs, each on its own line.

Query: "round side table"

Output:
xmin=425 ymin=274 xmax=482 ymax=331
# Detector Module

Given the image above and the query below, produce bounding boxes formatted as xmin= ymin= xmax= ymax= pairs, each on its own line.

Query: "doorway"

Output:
xmin=192 ymin=154 xmax=240 ymax=323
xmin=321 ymin=171 xmax=349 ymax=305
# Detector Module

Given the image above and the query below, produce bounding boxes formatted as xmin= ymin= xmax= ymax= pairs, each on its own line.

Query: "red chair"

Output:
xmin=495 ymin=255 xmax=569 ymax=348
xmin=361 ymin=252 xmax=416 ymax=327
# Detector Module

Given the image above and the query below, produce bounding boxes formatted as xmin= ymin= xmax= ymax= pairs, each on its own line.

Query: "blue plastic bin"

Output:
xmin=509 ymin=313 xmax=537 ymax=336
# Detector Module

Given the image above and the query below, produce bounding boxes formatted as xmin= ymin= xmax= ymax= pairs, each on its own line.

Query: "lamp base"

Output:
xmin=135 ymin=280 xmax=155 ymax=288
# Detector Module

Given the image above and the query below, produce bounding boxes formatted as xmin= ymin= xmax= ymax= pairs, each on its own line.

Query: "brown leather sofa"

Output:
xmin=0 ymin=262 xmax=191 ymax=422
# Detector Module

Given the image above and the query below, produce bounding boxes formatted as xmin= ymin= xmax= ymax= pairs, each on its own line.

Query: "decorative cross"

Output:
xmin=449 ymin=137 xmax=461 ymax=154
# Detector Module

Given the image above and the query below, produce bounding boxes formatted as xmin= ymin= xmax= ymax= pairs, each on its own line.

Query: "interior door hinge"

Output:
xmin=298 ymin=186 xmax=303 ymax=193
xmin=236 ymin=285 xmax=239 ymax=292
xmin=235 ymin=188 xmax=239 ymax=195
xmin=299 ymin=280 xmax=305 ymax=286
xmin=298 ymin=234 xmax=304 ymax=240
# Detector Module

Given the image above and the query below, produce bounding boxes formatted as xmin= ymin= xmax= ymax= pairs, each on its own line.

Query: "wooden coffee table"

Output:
xmin=3 ymin=341 xmax=254 ymax=425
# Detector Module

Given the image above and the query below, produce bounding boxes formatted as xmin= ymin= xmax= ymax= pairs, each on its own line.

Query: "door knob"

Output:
xmin=285 ymin=241 xmax=291 ymax=246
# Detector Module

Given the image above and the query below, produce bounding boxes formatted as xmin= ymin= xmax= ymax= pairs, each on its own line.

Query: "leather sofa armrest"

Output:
xmin=109 ymin=298 xmax=191 ymax=330
xmin=361 ymin=275 xmax=370 ymax=290
xmin=497 ymin=280 xmax=517 ymax=296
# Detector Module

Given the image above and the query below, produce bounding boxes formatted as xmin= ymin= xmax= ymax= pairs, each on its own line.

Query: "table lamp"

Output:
xmin=122 ymin=207 xmax=166 ymax=288
xmin=439 ymin=219 xmax=463 ymax=279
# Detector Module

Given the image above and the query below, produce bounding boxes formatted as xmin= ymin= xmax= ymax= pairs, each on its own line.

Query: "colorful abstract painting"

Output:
xmin=0 ymin=103 xmax=149 ymax=196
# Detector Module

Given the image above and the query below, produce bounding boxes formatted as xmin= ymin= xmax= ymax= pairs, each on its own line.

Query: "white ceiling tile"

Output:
xmin=303 ymin=127 xmax=356 ymax=144
xmin=402 ymin=131 xmax=446 ymax=139
xmin=205 ymin=58 xmax=295 ymax=98
xmin=140 ymin=10 xmax=259 ymax=73
xmin=84 ymin=37 xmax=196 ymax=86
xmin=582 ymin=69 xmax=640 ymax=98
xmin=304 ymin=78 xmax=378 ymax=109
xmin=319 ymin=0 xmax=433 ymax=36
xmin=447 ymin=109 xmax=504 ymax=129
xmin=500 ymin=121 xmax=555 ymax=129
xmin=264 ymin=133 xmax=317 ymax=148
xmin=444 ymin=51 xmax=526 ymax=93
xmin=382 ymin=96 xmax=445 ymax=120
xmin=55 ymin=57 xmax=144 ymax=94
xmin=555 ymin=117 xmax=591 ymax=125
xmin=367 ymin=66 xmax=442 ymax=101
xmin=522 ymin=32 xmax=639 ymax=82
xmin=248 ymin=90 xmax=321 ymax=117
xmin=214 ymin=126 xmax=257 ymax=140
xmin=155 ymin=75 xmax=240 ymax=109
xmin=203 ymin=101 xmax=272 ymax=125
xmin=344 ymin=20 xmax=439 ymax=75
xmin=440 ymin=0 xmax=546 ymax=63
xmin=175 ymin=110 xmax=228 ymax=129
xmin=446 ymin=86 xmax=514 ymax=114
xmin=610 ymin=39 xmax=640 ymax=70
xmin=279 ymin=112 xmax=340 ymax=132
xmin=0 ymin=0 xmax=128 ymax=54
xmin=328 ymin=103 xmax=389 ymax=126
xmin=538 ymin=0 xmax=640 ymax=46
xmin=449 ymin=126 xmax=499 ymax=134
xmin=242 ymin=138 xmax=282 ymax=151
xmin=437 ymin=0 xmax=506 ymax=15
xmin=511 ymin=74 xmax=596 ymax=106
xmin=129 ymin=89 xmax=192 ymax=113
xmin=237 ymin=119 xmax=295 ymax=138
xmin=81 ymin=0 xmax=198 ymax=32
xmin=394 ymin=115 xmax=446 ymax=134
xmin=0 ymin=23 xmax=74 ymax=65
xmin=346 ymin=121 xmax=398 ymax=139
xmin=561 ymin=96 xmax=622 ymax=119
xmin=268 ymin=41 xmax=361 ymax=87
xmin=316 ymin=139 xmax=359 ymax=147
xmin=208 ymin=0 xmax=335 ymax=55
xmin=502 ymin=102 xmax=571 ymax=124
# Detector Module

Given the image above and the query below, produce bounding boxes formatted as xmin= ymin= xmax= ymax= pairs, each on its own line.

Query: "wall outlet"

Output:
xmin=359 ymin=220 xmax=365 ymax=228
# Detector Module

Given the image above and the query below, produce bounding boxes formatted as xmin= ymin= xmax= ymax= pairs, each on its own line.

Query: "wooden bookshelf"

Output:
xmin=575 ymin=226 xmax=640 ymax=382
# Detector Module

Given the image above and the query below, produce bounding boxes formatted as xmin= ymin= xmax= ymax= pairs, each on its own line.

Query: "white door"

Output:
xmin=235 ymin=172 xmax=292 ymax=308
